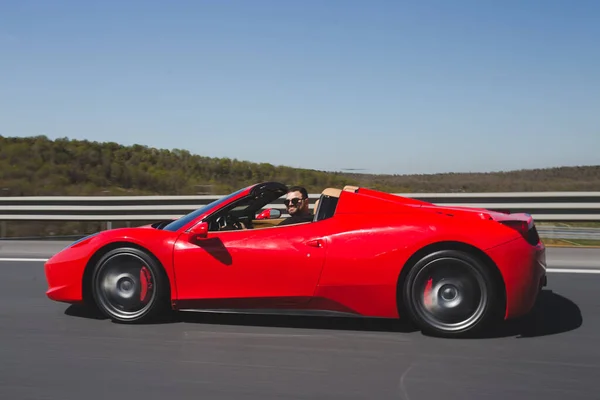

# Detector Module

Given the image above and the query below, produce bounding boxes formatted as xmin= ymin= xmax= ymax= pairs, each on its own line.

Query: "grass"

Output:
xmin=541 ymin=238 xmax=600 ymax=247
xmin=537 ymin=221 xmax=600 ymax=247
xmin=537 ymin=221 xmax=600 ymax=228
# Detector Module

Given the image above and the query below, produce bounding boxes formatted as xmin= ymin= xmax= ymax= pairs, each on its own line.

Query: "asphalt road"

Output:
xmin=0 ymin=243 xmax=599 ymax=399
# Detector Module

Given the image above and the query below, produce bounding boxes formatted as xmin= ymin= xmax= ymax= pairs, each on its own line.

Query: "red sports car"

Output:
xmin=44 ymin=182 xmax=547 ymax=337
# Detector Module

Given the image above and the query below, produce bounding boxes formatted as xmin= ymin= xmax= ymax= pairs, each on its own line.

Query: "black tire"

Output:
xmin=90 ymin=247 xmax=170 ymax=323
xmin=402 ymin=249 xmax=497 ymax=338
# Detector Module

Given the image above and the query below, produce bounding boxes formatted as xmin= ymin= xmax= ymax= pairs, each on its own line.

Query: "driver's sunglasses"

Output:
xmin=284 ymin=198 xmax=304 ymax=207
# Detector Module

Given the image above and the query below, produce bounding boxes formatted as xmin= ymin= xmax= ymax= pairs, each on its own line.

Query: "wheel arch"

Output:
xmin=395 ymin=240 xmax=507 ymax=320
xmin=81 ymin=241 xmax=171 ymax=307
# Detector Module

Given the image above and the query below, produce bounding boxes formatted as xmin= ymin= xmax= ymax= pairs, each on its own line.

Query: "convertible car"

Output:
xmin=44 ymin=182 xmax=547 ymax=337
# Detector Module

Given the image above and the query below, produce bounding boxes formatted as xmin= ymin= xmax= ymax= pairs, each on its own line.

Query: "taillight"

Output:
xmin=500 ymin=220 xmax=529 ymax=236
xmin=500 ymin=220 xmax=540 ymax=245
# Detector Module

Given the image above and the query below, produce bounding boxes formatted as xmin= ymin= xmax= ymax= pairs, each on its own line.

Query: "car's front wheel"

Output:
xmin=402 ymin=249 xmax=498 ymax=337
xmin=90 ymin=247 xmax=170 ymax=323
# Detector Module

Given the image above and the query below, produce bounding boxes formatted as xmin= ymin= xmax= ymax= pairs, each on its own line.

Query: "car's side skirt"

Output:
xmin=176 ymin=308 xmax=364 ymax=318
xmin=173 ymin=296 xmax=368 ymax=317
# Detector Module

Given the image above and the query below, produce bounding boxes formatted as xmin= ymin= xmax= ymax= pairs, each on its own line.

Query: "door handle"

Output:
xmin=305 ymin=239 xmax=323 ymax=248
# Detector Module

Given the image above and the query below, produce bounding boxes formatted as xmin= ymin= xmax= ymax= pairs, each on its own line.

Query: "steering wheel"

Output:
xmin=227 ymin=214 xmax=245 ymax=230
xmin=215 ymin=214 xmax=246 ymax=231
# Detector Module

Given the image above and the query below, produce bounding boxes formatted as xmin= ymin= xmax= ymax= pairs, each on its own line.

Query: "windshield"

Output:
xmin=162 ymin=187 xmax=248 ymax=232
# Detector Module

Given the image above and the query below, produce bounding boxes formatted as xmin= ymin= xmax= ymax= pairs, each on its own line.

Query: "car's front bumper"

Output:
xmin=44 ymin=243 xmax=93 ymax=304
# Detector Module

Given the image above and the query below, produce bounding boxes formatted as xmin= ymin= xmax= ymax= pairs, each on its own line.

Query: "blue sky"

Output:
xmin=1 ymin=0 xmax=599 ymax=175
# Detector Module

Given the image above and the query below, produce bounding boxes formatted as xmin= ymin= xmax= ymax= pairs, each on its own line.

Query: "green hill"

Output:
xmin=1 ymin=135 xmax=599 ymax=196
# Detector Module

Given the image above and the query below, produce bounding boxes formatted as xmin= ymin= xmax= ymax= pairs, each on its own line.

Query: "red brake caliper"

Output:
xmin=423 ymin=277 xmax=433 ymax=308
xmin=139 ymin=266 xmax=152 ymax=302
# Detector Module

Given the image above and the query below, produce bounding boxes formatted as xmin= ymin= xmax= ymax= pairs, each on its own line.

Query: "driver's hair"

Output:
xmin=287 ymin=186 xmax=308 ymax=199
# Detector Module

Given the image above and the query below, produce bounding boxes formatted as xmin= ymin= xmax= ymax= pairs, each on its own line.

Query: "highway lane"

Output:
xmin=0 ymin=240 xmax=69 ymax=260
xmin=0 ymin=257 xmax=599 ymax=398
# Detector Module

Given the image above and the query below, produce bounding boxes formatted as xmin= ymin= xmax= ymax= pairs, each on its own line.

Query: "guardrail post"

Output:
xmin=1 ymin=221 xmax=6 ymax=238
xmin=106 ymin=221 xmax=112 ymax=230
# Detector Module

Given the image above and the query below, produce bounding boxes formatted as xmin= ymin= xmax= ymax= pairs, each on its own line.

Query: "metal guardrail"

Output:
xmin=1 ymin=191 xmax=600 ymax=240
xmin=0 ymin=191 xmax=600 ymax=221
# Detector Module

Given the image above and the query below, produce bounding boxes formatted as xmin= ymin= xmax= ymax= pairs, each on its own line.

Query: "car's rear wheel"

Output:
xmin=90 ymin=247 xmax=169 ymax=323
xmin=402 ymin=249 xmax=497 ymax=337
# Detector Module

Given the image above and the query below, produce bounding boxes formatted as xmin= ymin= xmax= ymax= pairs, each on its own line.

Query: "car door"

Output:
xmin=172 ymin=220 xmax=330 ymax=308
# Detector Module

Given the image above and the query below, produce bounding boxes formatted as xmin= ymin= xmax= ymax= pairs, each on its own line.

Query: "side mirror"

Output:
xmin=255 ymin=208 xmax=282 ymax=220
xmin=188 ymin=221 xmax=208 ymax=241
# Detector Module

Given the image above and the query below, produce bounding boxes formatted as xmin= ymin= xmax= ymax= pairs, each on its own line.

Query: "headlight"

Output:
xmin=67 ymin=232 xmax=100 ymax=248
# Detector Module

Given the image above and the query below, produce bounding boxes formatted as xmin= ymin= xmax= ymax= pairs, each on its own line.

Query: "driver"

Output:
xmin=278 ymin=186 xmax=314 ymax=226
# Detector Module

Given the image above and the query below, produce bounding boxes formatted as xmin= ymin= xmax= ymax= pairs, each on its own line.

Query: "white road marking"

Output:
xmin=546 ymin=268 xmax=600 ymax=274
xmin=0 ymin=258 xmax=48 ymax=262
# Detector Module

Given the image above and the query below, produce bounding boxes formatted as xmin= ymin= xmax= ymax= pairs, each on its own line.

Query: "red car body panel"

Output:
xmin=44 ymin=182 xmax=546 ymax=323
xmin=485 ymin=238 xmax=546 ymax=319
xmin=172 ymin=220 xmax=332 ymax=304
